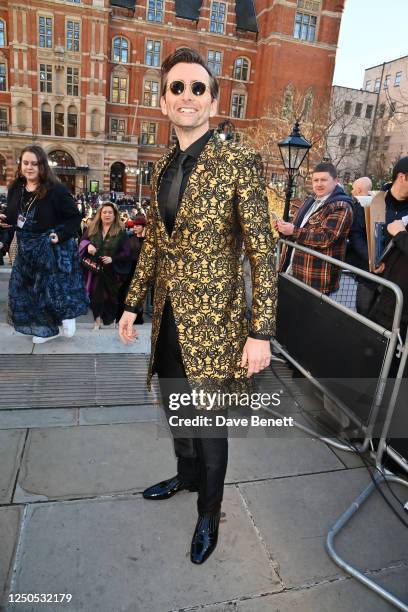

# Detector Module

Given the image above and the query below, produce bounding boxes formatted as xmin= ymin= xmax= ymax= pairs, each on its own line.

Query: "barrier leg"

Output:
xmin=326 ymin=471 xmax=408 ymax=611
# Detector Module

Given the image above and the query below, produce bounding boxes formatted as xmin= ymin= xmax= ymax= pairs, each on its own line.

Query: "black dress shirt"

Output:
xmin=158 ymin=130 xmax=212 ymax=235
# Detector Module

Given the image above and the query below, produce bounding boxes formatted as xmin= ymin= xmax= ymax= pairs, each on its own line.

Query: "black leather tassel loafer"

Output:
xmin=142 ymin=476 xmax=197 ymax=500
xmin=190 ymin=512 xmax=221 ymax=564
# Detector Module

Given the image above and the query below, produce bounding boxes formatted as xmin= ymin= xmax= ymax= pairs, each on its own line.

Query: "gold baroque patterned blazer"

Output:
xmin=126 ymin=131 xmax=277 ymax=394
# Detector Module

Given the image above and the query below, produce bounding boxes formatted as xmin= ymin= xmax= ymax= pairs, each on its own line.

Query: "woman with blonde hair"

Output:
xmin=79 ymin=201 xmax=130 ymax=329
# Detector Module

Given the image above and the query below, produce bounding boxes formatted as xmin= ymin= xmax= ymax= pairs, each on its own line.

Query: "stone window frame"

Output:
xmin=207 ymin=49 xmax=223 ymax=77
xmin=209 ymin=1 xmax=227 ymax=35
xmin=395 ymin=71 xmax=402 ymax=87
xmin=146 ymin=0 xmax=164 ymax=23
xmin=142 ymin=76 xmax=160 ymax=107
xmin=230 ymin=90 xmax=247 ymax=119
xmin=109 ymin=117 xmax=127 ymax=137
xmin=293 ymin=1 xmax=321 ymax=43
xmin=66 ymin=17 xmax=81 ymax=53
xmin=0 ymin=106 xmax=8 ymax=131
xmin=38 ymin=13 xmax=53 ymax=49
xmin=233 ymin=57 xmax=250 ymax=82
xmin=66 ymin=66 xmax=80 ymax=97
xmin=39 ymin=63 xmax=53 ymax=93
xmin=0 ymin=60 xmax=7 ymax=92
xmin=111 ymin=66 xmax=129 ymax=104
xmin=140 ymin=121 xmax=157 ymax=145
xmin=112 ymin=36 xmax=130 ymax=64
xmin=41 ymin=102 xmax=52 ymax=135
xmin=145 ymin=39 xmax=161 ymax=67
xmin=0 ymin=19 xmax=7 ymax=47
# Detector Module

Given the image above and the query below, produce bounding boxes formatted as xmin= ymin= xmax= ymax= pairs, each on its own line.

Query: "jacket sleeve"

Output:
xmin=393 ymin=230 xmax=408 ymax=256
xmin=235 ymin=151 xmax=277 ymax=337
xmin=349 ymin=204 xmax=369 ymax=262
xmin=124 ymin=204 xmax=157 ymax=313
xmin=53 ymin=183 xmax=82 ymax=242
xmin=292 ymin=202 xmax=353 ymax=249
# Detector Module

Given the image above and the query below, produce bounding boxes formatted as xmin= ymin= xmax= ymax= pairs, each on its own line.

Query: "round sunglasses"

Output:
xmin=167 ymin=80 xmax=208 ymax=97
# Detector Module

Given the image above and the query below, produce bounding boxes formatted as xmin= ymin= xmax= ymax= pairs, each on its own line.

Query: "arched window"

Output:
xmin=67 ymin=105 xmax=78 ymax=137
xmin=112 ymin=37 xmax=129 ymax=63
xmin=110 ymin=161 xmax=126 ymax=191
xmin=233 ymin=57 xmax=249 ymax=81
xmin=48 ymin=150 xmax=75 ymax=167
xmin=54 ymin=104 xmax=64 ymax=136
xmin=0 ymin=20 xmax=6 ymax=46
xmin=282 ymin=84 xmax=294 ymax=119
xmin=41 ymin=102 xmax=51 ymax=135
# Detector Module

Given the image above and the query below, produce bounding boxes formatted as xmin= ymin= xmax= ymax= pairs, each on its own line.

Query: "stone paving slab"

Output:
xmin=79 ymin=404 xmax=159 ymax=425
xmin=239 ymin=468 xmax=408 ymax=589
xmin=0 ymin=325 xmax=33 ymax=355
xmin=15 ymin=422 xmax=176 ymax=502
xmin=203 ymin=565 xmax=408 ymax=612
xmin=0 ymin=506 xmax=21 ymax=605
xmin=0 ymin=409 xmax=77 ymax=430
xmin=31 ymin=324 xmax=152 ymax=355
xmin=8 ymin=487 xmax=281 ymax=612
xmin=226 ymin=437 xmax=344 ymax=483
xmin=0 ymin=430 xmax=26 ymax=503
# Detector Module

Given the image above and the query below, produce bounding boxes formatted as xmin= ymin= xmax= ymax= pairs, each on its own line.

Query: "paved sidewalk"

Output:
xmin=0 ymin=263 xmax=407 ymax=612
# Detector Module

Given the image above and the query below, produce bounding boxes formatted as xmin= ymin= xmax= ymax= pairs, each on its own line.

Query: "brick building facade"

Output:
xmin=0 ymin=0 xmax=345 ymax=197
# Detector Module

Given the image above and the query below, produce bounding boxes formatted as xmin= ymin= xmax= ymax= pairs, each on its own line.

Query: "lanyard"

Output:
xmin=20 ymin=188 xmax=38 ymax=216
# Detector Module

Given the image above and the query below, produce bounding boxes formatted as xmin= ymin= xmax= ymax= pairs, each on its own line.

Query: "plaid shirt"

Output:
xmin=280 ymin=193 xmax=353 ymax=294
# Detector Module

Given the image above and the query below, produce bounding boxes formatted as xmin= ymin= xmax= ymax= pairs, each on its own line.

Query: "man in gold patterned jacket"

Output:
xmin=119 ymin=48 xmax=276 ymax=565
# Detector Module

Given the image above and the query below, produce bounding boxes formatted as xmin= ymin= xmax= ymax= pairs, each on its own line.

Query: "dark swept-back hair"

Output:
xmin=12 ymin=145 xmax=58 ymax=199
xmin=313 ymin=162 xmax=338 ymax=179
xmin=161 ymin=47 xmax=219 ymax=100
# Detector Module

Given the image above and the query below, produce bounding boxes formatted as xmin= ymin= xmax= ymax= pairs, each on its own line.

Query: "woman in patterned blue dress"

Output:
xmin=6 ymin=145 xmax=88 ymax=343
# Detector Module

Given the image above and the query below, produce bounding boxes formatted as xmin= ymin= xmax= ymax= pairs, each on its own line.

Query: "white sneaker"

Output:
xmin=32 ymin=334 xmax=59 ymax=344
xmin=62 ymin=318 xmax=76 ymax=338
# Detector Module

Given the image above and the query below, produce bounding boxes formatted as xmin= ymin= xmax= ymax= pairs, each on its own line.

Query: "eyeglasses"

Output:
xmin=167 ymin=80 xmax=208 ymax=97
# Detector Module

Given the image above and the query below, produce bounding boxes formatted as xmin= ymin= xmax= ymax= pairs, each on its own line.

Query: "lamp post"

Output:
xmin=136 ymin=166 xmax=149 ymax=206
xmin=278 ymin=121 xmax=311 ymax=221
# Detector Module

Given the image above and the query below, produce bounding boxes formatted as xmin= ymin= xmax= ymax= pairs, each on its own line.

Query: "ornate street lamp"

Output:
xmin=278 ymin=121 xmax=311 ymax=221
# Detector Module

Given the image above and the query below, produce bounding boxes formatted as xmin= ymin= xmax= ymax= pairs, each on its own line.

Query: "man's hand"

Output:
xmin=118 ymin=311 xmax=138 ymax=344
xmin=387 ymin=220 xmax=406 ymax=237
xmin=276 ymin=221 xmax=295 ymax=236
xmin=101 ymin=256 xmax=112 ymax=265
xmin=241 ymin=338 xmax=271 ymax=378
xmin=374 ymin=262 xmax=385 ymax=274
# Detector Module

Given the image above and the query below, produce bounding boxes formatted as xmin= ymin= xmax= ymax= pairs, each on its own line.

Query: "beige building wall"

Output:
xmin=327 ymin=85 xmax=378 ymax=183
xmin=364 ymin=55 xmax=408 ymax=178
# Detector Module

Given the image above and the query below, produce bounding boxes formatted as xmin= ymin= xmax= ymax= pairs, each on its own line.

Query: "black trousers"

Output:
xmin=155 ymin=300 xmax=228 ymax=516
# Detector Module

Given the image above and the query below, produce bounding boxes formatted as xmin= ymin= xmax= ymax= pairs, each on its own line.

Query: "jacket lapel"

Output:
xmin=151 ymin=145 xmax=176 ymax=242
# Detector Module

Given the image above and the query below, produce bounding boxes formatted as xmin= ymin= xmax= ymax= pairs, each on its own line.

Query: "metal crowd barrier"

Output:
xmin=273 ymin=238 xmax=404 ymax=454
xmin=271 ymin=239 xmax=408 ymax=610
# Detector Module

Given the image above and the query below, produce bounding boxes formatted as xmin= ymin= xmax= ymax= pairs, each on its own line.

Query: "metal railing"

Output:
xmin=272 ymin=238 xmax=408 ymax=610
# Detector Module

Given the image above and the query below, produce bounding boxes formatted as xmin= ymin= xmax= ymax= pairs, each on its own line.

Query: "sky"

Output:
xmin=332 ymin=0 xmax=408 ymax=89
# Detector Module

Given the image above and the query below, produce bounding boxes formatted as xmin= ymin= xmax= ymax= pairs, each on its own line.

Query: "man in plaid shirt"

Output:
xmin=275 ymin=162 xmax=353 ymax=294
